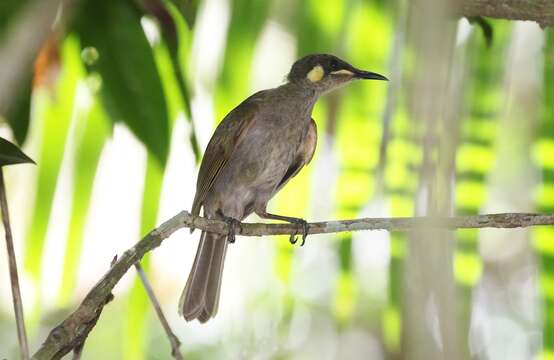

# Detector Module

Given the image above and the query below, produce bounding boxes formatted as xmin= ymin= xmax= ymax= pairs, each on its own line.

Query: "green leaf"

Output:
xmin=537 ymin=28 xmax=554 ymax=356
xmin=164 ymin=1 xmax=201 ymax=161
xmin=215 ymin=0 xmax=270 ymax=120
xmin=6 ymin=73 xmax=32 ymax=144
xmin=0 ymin=0 xmax=29 ymax=37
xmin=24 ymin=35 xmax=81 ymax=285
xmin=166 ymin=0 xmax=199 ymax=28
xmin=123 ymin=154 xmax=164 ymax=360
xmin=58 ymin=94 xmax=110 ymax=305
xmin=73 ymin=0 xmax=170 ymax=166
xmin=0 ymin=136 xmax=34 ymax=166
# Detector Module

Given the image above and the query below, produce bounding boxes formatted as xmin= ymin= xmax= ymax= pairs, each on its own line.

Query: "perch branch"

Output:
xmin=134 ymin=262 xmax=183 ymax=360
xmin=32 ymin=211 xmax=554 ymax=358
xmin=457 ymin=0 xmax=554 ymax=27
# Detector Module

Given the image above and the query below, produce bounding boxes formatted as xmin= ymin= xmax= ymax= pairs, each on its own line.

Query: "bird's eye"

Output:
xmin=330 ymin=60 xmax=339 ymax=71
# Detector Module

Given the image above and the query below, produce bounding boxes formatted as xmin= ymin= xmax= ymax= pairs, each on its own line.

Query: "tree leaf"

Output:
xmin=24 ymin=35 xmax=81 ymax=281
xmin=0 ymin=0 xmax=29 ymax=37
xmin=58 ymin=94 xmax=110 ymax=305
xmin=123 ymin=154 xmax=164 ymax=360
xmin=73 ymin=0 xmax=170 ymax=166
xmin=5 ymin=75 xmax=32 ymax=144
xmin=0 ymin=136 xmax=34 ymax=166
xmin=166 ymin=0 xmax=198 ymax=28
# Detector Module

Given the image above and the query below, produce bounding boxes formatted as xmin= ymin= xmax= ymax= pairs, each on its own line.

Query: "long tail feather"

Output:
xmin=179 ymin=231 xmax=227 ymax=322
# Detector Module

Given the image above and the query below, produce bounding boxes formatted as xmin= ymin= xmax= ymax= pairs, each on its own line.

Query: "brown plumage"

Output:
xmin=179 ymin=54 xmax=387 ymax=322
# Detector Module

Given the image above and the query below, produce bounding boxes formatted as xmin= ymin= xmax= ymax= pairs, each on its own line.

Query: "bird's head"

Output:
xmin=287 ymin=53 xmax=387 ymax=94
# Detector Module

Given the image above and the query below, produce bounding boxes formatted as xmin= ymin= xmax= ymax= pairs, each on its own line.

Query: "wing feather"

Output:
xmin=275 ymin=118 xmax=318 ymax=191
xmin=191 ymin=91 xmax=266 ymax=216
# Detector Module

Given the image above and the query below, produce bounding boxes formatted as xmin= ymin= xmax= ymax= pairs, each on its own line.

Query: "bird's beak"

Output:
xmin=353 ymin=68 xmax=388 ymax=81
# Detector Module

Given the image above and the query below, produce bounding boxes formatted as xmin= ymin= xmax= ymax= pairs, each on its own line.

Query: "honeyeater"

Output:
xmin=179 ymin=53 xmax=387 ymax=323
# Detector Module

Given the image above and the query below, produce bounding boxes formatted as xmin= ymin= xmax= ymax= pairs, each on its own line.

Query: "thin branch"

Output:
xmin=0 ymin=169 xmax=30 ymax=360
xmin=33 ymin=257 xmax=116 ymax=360
xmin=134 ymin=262 xmax=183 ymax=360
xmin=32 ymin=210 xmax=554 ymax=358
xmin=457 ymin=0 xmax=554 ymax=28
xmin=71 ymin=342 xmax=83 ymax=360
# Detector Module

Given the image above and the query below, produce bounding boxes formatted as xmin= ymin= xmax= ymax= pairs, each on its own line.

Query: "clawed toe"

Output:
xmin=289 ymin=233 xmax=298 ymax=245
xmin=223 ymin=217 xmax=241 ymax=244
xmin=289 ymin=219 xmax=308 ymax=246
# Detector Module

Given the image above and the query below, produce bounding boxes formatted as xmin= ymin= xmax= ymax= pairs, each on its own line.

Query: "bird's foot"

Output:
xmin=221 ymin=216 xmax=242 ymax=244
xmin=288 ymin=218 xmax=309 ymax=246
xmin=254 ymin=211 xmax=310 ymax=246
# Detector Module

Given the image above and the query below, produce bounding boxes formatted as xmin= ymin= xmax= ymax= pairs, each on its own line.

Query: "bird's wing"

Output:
xmin=191 ymin=92 xmax=266 ymax=217
xmin=275 ymin=118 xmax=318 ymax=191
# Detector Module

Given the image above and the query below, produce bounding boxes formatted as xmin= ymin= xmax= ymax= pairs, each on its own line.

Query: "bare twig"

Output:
xmin=134 ymin=262 xmax=183 ymax=360
xmin=182 ymin=211 xmax=554 ymax=235
xmin=33 ymin=257 xmax=116 ymax=360
xmin=457 ymin=0 xmax=554 ymax=28
xmin=0 ymin=168 xmax=30 ymax=360
xmin=71 ymin=342 xmax=83 ymax=360
xmin=32 ymin=210 xmax=554 ymax=358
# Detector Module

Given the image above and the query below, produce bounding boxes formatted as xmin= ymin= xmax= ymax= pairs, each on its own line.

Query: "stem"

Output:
xmin=135 ymin=262 xmax=183 ymax=360
xmin=0 ymin=168 xmax=30 ymax=360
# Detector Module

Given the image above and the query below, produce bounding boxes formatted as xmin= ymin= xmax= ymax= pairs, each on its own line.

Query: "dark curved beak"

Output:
xmin=354 ymin=69 xmax=388 ymax=81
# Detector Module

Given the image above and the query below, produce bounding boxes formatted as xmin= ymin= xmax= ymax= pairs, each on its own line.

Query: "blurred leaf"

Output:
xmin=0 ymin=0 xmax=29 ymax=36
xmin=142 ymin=0 xmax=177 ymax=40
xmin=5 ymin=76 xmax=32 ymax=144
xmin=0 ymin=137 xmax=35 ymax=166
xmin=33 ymin=33 xmax=61 ymax=90
xmin=58 ymin=93 xmax=110 ymax=305
xmin=214 ymin=0 xmax=270 ymax=119
xmin=167 ymin=0 xmax=198 ymax=28
xmin=453 ymin=25 xmax=510 ymax=357
xmin=161 ymin=1 xmax=201 ymax=161
xmin=73 ymin=0 xmax=170 ymax=166
xmin=123 ymin=155 xmax=164 ymax=360
xmin=536 ymin=28 xmax=554 ymax=355
xmin=24 ymin=36 xmax=81 ymax=282
xmin=6 ymin=33 xmax=63 ymax=145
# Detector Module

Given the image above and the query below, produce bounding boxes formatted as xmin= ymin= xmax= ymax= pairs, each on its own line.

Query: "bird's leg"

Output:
xmin=216 ymin=211 xmax=242 ymax=244
xmin=255 ymin=211 xmax=309 ymax=246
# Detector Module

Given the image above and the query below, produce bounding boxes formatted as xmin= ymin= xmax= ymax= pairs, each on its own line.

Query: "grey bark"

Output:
xmin=457 ymin=0 xmax=554 ymax=28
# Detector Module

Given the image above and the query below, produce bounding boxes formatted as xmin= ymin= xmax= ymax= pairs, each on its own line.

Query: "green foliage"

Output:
xmin=73 ymin=0 xmax=170 ymax=166
xmin=537 ymin=28 xmax=554 ymax=355
xmin=0 ymin=137 xmax=34 ymax=166
xmin=58 ymin=94 xmax=111 ymax=305
xmin=167 ymin=0 xmax=200 ymax=28
xmin=24 ymin=36 xmax=81 ymax=283
xmin=5 ymin=75 xmax=32 ymax=145
xmin=0 ymin=0 xmax=28 ymax=36
xmin=123 ymin=155 xmax=165 ymax=360
xmin=214 ymin=0 xmax=271 ymax=120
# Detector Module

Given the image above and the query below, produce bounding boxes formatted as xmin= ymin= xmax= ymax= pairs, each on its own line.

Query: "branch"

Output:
xmin=0 ymin=169 xmax=30 ymax=360
xmin=457 ymin=0 xmax=554 ymax=28
xmin=32 ymin=211 xmax=554 ymax=358
xmin=134 ymin=262 xmax=183 ymax=360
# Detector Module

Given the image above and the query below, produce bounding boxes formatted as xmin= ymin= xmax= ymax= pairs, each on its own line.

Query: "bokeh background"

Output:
xmin=1 ymin=0 xmax=553 ymax=358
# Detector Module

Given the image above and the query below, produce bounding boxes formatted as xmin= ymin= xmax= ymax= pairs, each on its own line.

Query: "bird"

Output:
xmin=179 ymin=53 xmax=387 ymax=323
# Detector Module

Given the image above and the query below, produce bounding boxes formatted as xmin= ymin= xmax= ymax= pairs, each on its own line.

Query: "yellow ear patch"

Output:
xmin=307 ymin=65 xmax=324 ymax=82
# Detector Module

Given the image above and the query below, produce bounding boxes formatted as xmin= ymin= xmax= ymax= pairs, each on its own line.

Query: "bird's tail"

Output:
xmin=179 ymin=231 xmax=228 ymax=323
